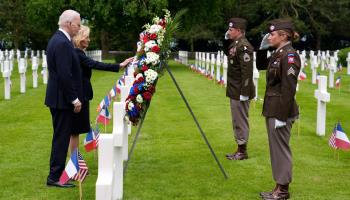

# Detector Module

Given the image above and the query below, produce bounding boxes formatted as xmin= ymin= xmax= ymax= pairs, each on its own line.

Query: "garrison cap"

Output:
xmin=228 ymin=18 xmax=247 ymax=30
xmin=268 ymin=18 xmax=294 ymax=33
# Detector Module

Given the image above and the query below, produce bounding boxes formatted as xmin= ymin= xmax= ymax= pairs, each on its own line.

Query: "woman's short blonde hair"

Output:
xmin=73 ymin=25 xmax=90 ymax=49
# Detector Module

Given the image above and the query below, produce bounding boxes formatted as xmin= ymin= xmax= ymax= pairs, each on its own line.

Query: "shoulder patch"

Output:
xmin=288 ymin=53 xmax=295 ymax=64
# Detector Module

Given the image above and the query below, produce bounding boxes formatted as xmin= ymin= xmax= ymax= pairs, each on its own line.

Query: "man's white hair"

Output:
xmin=58 ymin=10 xmax=80 ymax=27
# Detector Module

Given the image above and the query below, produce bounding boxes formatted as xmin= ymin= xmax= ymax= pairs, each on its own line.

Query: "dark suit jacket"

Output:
xmin=45 ymin=30 xmax=83 ymax=109
xmin=75 ymin=48 xmax=120 ymax=101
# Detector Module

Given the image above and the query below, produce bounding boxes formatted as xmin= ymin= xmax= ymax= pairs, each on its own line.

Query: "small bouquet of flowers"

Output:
xmin=125 ymin=9 xmax=182 ymax=125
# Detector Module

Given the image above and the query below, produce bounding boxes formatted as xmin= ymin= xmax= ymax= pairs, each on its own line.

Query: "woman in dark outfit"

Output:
xmin=70 ymin=25 xmax=133 ymax=152
xmin=256 ymin=19 xmax=301 ymax=200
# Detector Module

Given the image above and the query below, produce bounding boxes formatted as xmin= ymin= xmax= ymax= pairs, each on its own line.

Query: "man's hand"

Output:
xmin=73 ymin=100 xmax=82 ymax=113
xmin=259 ymin=33 xmax=270 ymax=50
xmin=120 ymin=57 xmax=135 ymax=68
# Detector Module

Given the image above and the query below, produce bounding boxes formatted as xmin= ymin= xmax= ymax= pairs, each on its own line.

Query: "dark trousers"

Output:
xmin=48 ymin=108 xmax=73 ymax=181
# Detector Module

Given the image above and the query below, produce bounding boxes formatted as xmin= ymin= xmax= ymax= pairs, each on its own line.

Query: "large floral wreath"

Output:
xmin=125 ymin=10 xmax=182 ymax=125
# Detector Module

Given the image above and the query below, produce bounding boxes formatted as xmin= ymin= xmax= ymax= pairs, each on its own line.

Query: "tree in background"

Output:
xmin=0 ymin=0 xmax=349 ymax=51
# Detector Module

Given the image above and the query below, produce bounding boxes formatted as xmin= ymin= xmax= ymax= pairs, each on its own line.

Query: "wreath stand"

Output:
xmin=124 ymin=61 xmax=228 ymax=179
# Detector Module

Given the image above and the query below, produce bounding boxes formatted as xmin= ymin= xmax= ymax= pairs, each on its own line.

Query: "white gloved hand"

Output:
xmin=239 ymin=95 xmax=249 ymax=101
xmin=225 ymin=31 xmax=230 ymax=40
xmin=259 ymin=33 xmax=270 ymax=50
xmin=275 ymin=119 xmax=286 ymax=128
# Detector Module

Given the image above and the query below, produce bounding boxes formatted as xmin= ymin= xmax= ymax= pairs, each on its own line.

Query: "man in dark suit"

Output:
xmin=45 ymin=9 xmax=83 ymax=188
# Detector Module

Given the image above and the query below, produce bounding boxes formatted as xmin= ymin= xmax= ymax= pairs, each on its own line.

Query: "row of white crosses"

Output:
xmin=305 ymin=50 xmax=341 ymax=89
xmin=0 ymin=49 xmax=47 ymax=100
xmin=193 ymin=51 xmax=261 ymax=99
xmin=96 ymin=64 xmax=135 ymax=200
xmin=193 ymin=51 xmax=228 ymax=84
xmin=87 ymin=50 xmax=103 ymax=62
xmin=178 ymin=50 xmax=188 ymax=65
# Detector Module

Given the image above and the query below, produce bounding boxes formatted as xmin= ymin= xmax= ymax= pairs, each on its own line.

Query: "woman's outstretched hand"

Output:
xmin=120 ymin=57 xmax=135 ymax=68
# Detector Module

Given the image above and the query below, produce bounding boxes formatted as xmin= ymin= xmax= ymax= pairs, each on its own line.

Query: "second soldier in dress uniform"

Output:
xmin=256 ymin=18 xmax=301 ymax=199
xmin=223 ymin=18 xmax=255 ymax=160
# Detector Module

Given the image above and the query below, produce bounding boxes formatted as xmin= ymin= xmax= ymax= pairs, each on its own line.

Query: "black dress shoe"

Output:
xmin=47 ymin=179 xmax=75 ymax=188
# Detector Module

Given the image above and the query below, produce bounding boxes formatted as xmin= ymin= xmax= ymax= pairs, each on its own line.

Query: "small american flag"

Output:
xmin=72 ymin=151 xmax=89 ymax=182
xmin=329 ymin=127 xmax=338 ymax=149
xmin=94 ymin=126 xmax=100 ymax=147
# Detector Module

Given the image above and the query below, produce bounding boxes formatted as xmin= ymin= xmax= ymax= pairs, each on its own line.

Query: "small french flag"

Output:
xmin=59 ymin=148 xmax=79 ymax=185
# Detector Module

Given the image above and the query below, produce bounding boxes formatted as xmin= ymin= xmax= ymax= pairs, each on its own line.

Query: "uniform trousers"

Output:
xmin=230 ymin=99 xmax=250 ymax=145
xmin=265 ymin=117 xmax=294 ymax=185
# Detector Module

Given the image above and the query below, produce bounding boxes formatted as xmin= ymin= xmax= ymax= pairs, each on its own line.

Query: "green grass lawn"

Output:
xmin=0 ymin=59 xmax=350 ymax=200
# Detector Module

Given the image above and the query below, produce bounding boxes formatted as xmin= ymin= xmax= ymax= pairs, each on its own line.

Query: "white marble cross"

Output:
xmin=18 ymin=58 xmax=26 ymax=93
xmin=201 ymin=52 xmax=206 ymax=74
xmin=329 ymin=56 xmax=336 ymax=88
xmin=2 ymin=60 xmax=11 ymax=99
xmin=299 ymin=51 xmax=306 ymax=71
xmin=216 ymin=53 xmax=221 ymax=82
xmin=321 ymin=51 xmax=326 ymax=71
xmin=253 ymin=52 xmax=259 ymax=99
xmin=96 ymin=102 xmax=126 ymax=200
xmin=346 ymin=52 xmax=350 ymax=75
xmin=223 ymin=55 xmax=228 ymax=86
xmin=311 ymin=55 xmax=318 ymax=84
xmin=210 ymin=54 xmax=215 ymax=79
xmin=31 ymin=56 xmax=39 ymax=88
xmin=314 ymin=75 xmax=330 ymax=136
xmin=317 ymin=50 xmax=321 ymax=65
xmin=195 ymin=52 xmax=198 ymax=70
xmin=42 ymin=54 xmax=48 ymax=84
xmin=206 ymin=53 xmax=210 ymax=76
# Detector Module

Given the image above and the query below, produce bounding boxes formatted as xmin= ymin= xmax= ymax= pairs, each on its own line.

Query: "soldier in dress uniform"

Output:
xmin=223 ymin=18 xmax=255 ymax=160
xmin=256 ymin=18 xmax=301 ymax=200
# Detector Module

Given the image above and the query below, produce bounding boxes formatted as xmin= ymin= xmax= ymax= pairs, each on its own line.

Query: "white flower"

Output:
xmin=136 ymin=73 xmax=144 ymax=80
xmin=144 ymin=40 xmax=157 ymax=52
xmin=145 ymin=76 xmax=152 ymax=83
xmin=144 ymin=70 xmax=150 ymax=77
xmin=128 ymin=102 xmax=134 ymax=110
xmin=137 ymin=41 xmax=142 ymax=52
xmin=152 ymin=16 xmax=160 ymax=24
xmin=145 ymin=52 xmax=159 ymax=65
xmin=136 ymin=94 xmax=143 ymax=103
xmin=144 ymin=69 xmax=158 ymax=83
xmin=149 ymin=24 xmax=163 ymax=34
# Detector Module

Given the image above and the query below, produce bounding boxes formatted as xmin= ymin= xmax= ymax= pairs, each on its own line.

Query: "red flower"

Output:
xmin=141 ymin=65 xmax=149 ymax=72
xmin=133 ymin=86 xmax=139 ymax=93
xmin=136 ymin=76 xmax=144 ymax=83
xmin=150 ymin=33 xmax=157 ymax=40
xmin=147 ymin=85 xmax=156 ymax=94
xmin=143 ymin=91 xmax=152 ymax=101
xmin=142 ymin=33 xmax=149 ymax=43
xmin=136 ymin=104 xmax=142 ymax=111
xmin=159 ymin=19 xmax=166 ymax=28
xmin=151 ymin=45 xmax=160 ymax=53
